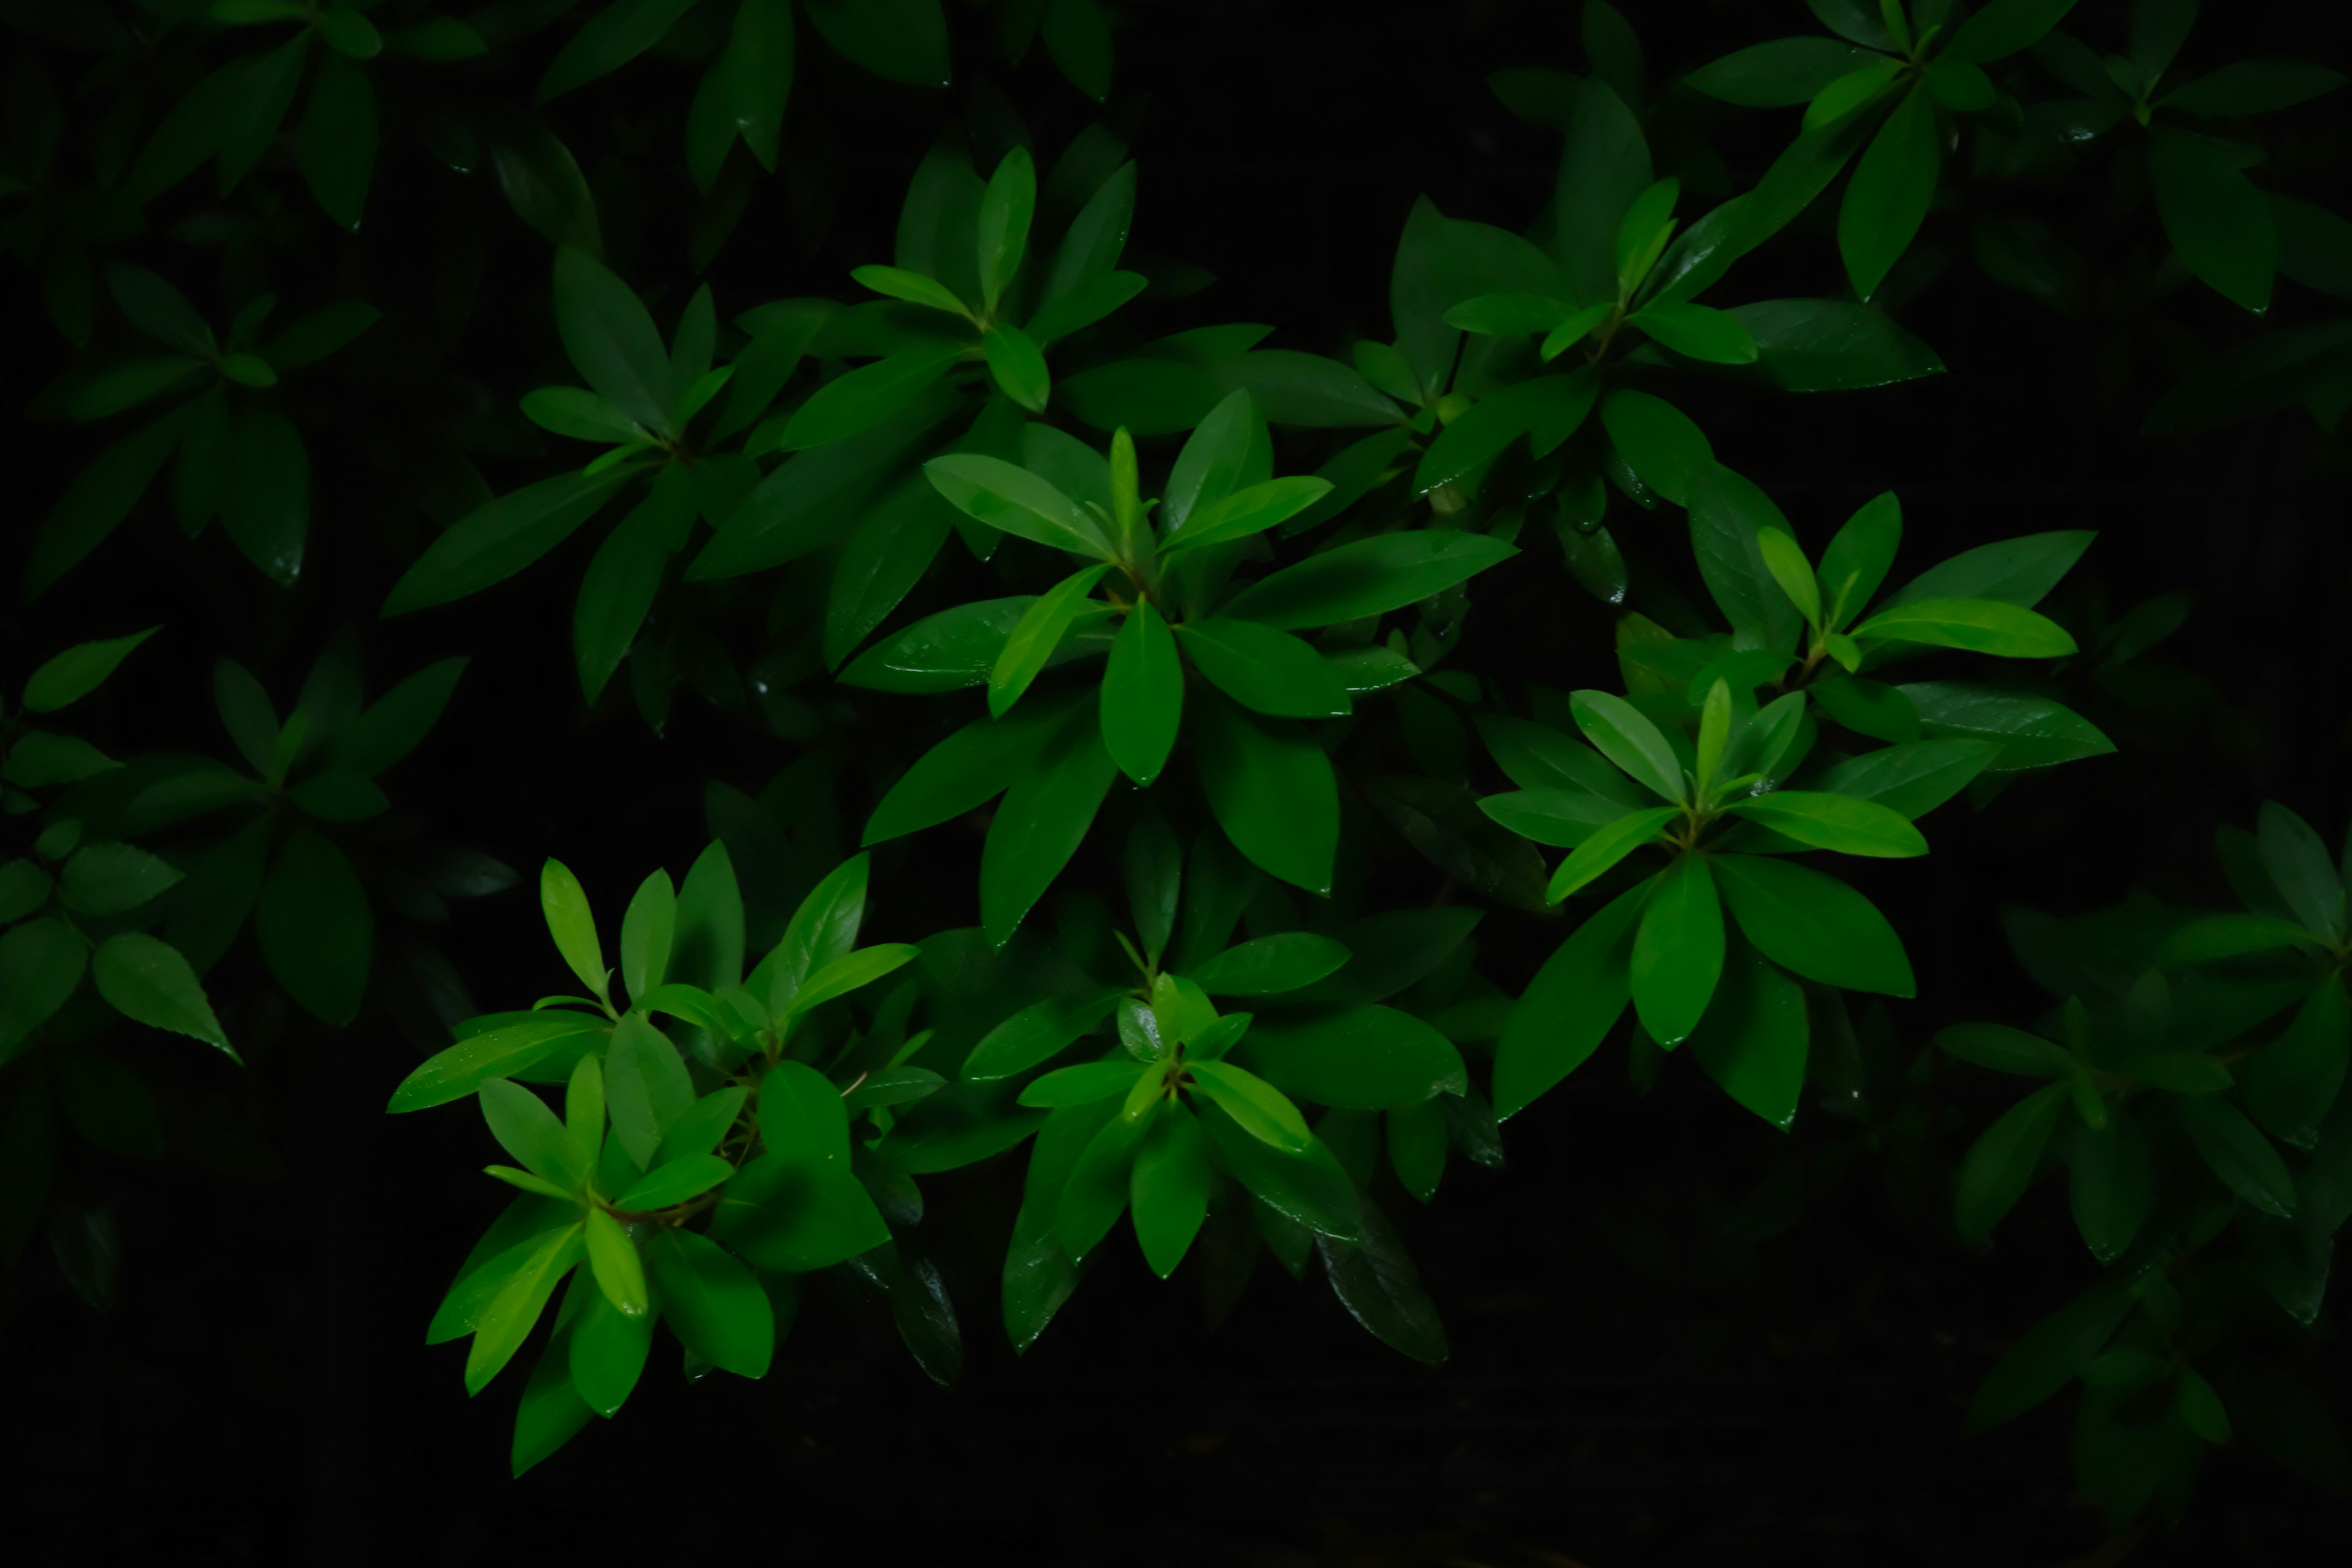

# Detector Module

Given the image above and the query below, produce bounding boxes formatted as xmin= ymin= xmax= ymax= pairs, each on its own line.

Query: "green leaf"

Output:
xmin=1194 ymin=693 xmax=1338 ymax=897
xmin=1544 ymin=807 xmax=1678 ymax=901
xmin=2240 ymin=976 xmax=2349 ymax=1150
xmin=538 ymin=0 xmax=698 ymax=102
xmin=524 ymin=386 xmax=650 ymax=446
xmin=0 ymin=861 xmax=50 ymax=924
xmin=2070 ymin=1115 xmax=2155 ymax=1265
xmin=1853 ymin=598 xmax=2078 ymax=658
xmin=1716 ymin=300 xmax=1947 ymax=392
xmin=1967 ymin=1280 xmax=2138 ymax=1431
xmin=1838 ymin=86 xmax=1938 ymax=301
xmin=2163 ymin=59 xmax=2348 ymax=118
xmin=976 ymin=146 xmax=1037 ymax=318
xmin=1130 ymin=1101 xmax=1210 ymax=1276
xmin=1569 ymin=690 xmax=1684 ymax=802
xmin=2180 ymin=1093 xmax=2298 ymax=1218
xmin=574 ymin=465 xmax=695 ymax=703
xmin=1019 ymin=1060 xmax=1148 ymax=1108
xmin=1101 ymin=598 xmax=1183 ymax=786
xmin=220 ymin=405 xmax=307 ymax=586
xmin=619 ymin=870 xmax=676 ymax=1004
xmin=583 ymin=1207 xmax=649 ymax=1317
xmin=1177 ymin=618 xmax=1353 ymax=719
xmin=1945 ymin=0 xmax=2081 ymax=64
xmin=23 ymin=628 xmax=157 ymax=714
xmin=28 ymin=412 xmax=187 ymax=597
xmin=1598 ymin=389 xmax=1712 ymax=507
xmin=982 ymin=323 xmax=1050 ymax=413
xmin=1443 ymin=293 xmax=1572 ymax=335
xmin=1024 ymin=270 xmax=1147 ymax=348
xmin=1687 ymin=38 xmax=1873 ymax=105
xmin=851 ymin=263 xmax=969 ymax=315
xmin=255 ymin=828 xmax=371 ymax=1026
xmin=688 ymin=0 xmax=791 ymax=183
xmin=1477 ymin=715 xmax=1649 ymax=805
xmin=2149 ymin=127 xmax=2277 ymax=314
xmin=300 ymin=52 xmax=376 ymax=230
xmin=1553 ymin=78 xmax=1651 ymax=306
xmin=0 ymin=919 xmax=85 ymax=1054
xmin=260 ymin=300 xmax=381 ymax=374
xmin=540 ymin=859 xmax=606 ymax=1000
xmin=1883 ymin=530 xmax=2092 ymax=609
xmin=1412 ymin=372 xmax=1599 ymax=496
xmin=1897 ymin=684 xmax=2115 ymax=772
xmin=790 ymin=945 xmax=918 ymax=1017
xmin=780 ymin=342 xmax=970 ymax=453
xmin=2162 ymin=912 xmax=2324 ymax=963
xmin=1481 ymin=786 xmax=1643 ymax=850
xmin=965 ymin=990 xmax=1126 ymax=1081
xmin=1188 ymin=933 xmax=1352 ymax=997
xmin=1196 ymin=1101 xmax=1360 ymax=1240
xmin=1954 ymin=1082 xmax=2068 ymax=1241
xmin=60 ymin=843 xmax=183 ymax=916
xmin=2256 ymin=801 xmax=2343 ymax=942
xmin=1316 ymin=1193 xmax=1448 ymax=1365
xmin=1755 ymin=528 xmax=1820 ymax=630
xmin=388 ymin=1015 xmax=607 ymax=1112
xmin=1057 ymin=1102 xmax=1153 ymax=1257
xmin=862 ymin=696 xmax=1079 ymax=845
xmin=990 ymin=565 xmax=1109 ymax=717
xmin=1629 ymin=302 xmax=1758 ymax=364
xmin=1714 ymin=853 xmax=1914 ymax=996
xmin=465 ymin=1222 xmax=584 ymax=1395
xmin=1043 ymin=162 xmax=1137 ymax=306
xmin=382 ymin=469 xmax=633 ymax=616
xmin=1939 ymin=1022 xmax=2071 ymax=1077
xmin=83 ymin=930 xmax=227 ymax=1058
xmin=981 ymin=707 xmax=1118 ymax=946
xmin=1163 ymin=478 xmax=1336 ymax=554
xmin=1185 ymin=1060 xmax=1311 ymax=1152
xmin=615 ymin=1152 xmax=734 ymax=1211
xmin=552 ymin=247 xmax=672 ymax=435
xmin=1630 ymin=854 xmax=1723 ymax=1048
xmin=805 ymin=0 xmax=950 ymax=87
xmin=1689 ymin=936 xmax=1809 ymax=1131
xmin=1724 ymin=790 xmax=1928 ymax=857
xmin=1236 ymin=1005 xmax=1466 ymax=1110
xmin=643 ymin=1226 xmax=771 ymax=1378
xmin=605 ymin=1013 xmax=698 ymax=1169
xmin=923 ymin=453 xmax=1114 ymax=558
xmin=487 ymin=1166 xmax=577 ymax=1203
xmin=1221 ymin=531 xmax=1516 ymax=631
xmin=824 ymin=475 xmax=962 ymax=672
xmin=480 ymin=1079 xmax=579 ymax=1187
xmin=1041 ymin=0 xmax=1112 ymax=99
xmin=567 ymin=1278 xmax=652 ymax=1420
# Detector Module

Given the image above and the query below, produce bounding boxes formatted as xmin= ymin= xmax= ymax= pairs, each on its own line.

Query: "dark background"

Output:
xmin=8 ymin=0 xmax=2352 ymax=1561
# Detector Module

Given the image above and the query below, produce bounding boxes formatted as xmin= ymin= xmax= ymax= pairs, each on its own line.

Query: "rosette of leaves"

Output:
xmin=1679 ymin=0 xmax=2109 ymax=301
xmin=1400 ymin=96 xmax=1947 ymax=544
xmin=952 ymin=815 xmax=1464 ymax=1365
xmin=1603 ymin=475 xmax=2111 ymax=780
xmin=1485 ymin=676 xmax=1931 ymax=1129
xmin=1940 ymin=806 xmax=2352 ymax=1529
xmin=115 ymin=636 xmax=475 ymax=1027
xmin=121 ymin=2 xmax=485 ymax=228
xmin=0 ymin=630 xmax=239 ymax=1303
xmin=845 ymin=390 xmax=1514 ymax=940
xmin=392 ymin=849 xmax=946 ymax=1472
xmin=30 ymin=264 xmax=381 ymax=592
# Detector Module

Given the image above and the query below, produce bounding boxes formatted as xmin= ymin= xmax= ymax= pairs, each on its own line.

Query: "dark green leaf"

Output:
xmin=1956 ymin=1082 xmax=2067 ymax=1240
xmin=300 ymin=52 xmax=377 ymax=230
xmin=643 ymin=1226 xmax=771 ymax=1378
xmin=1714 ymin=853 xmax=1914 ymax=996
xmin=1689 ymin=935 xmax=1809 ymax=1130
xmin=1236 ymin=1005 xmax=1466 ymax=1110
xmin=1896 ymin=684 xmax=2115 ymax=772
xmin=256 ymin=827 xmax=371 ymax=1026
xmin=574 ymin=466 xmax=693 ymax=703
xmin=1177 ymin=618 xmax=1352 ymax=718
xmin=2149 ymin=127 xmax=2276 ymax=314
xmin=1193 ymin=693 xmax=1338 ymax=897
xmin=1687 ymin=38 xmax=1872 ymax=105
xmin=2180 ymin=1093 xmax=2297 ymax=1217
xmin=1101 ymin=598 xmax=1182 ymax=786
xmin=804 ymin=0 xmax=950 ymax=88
xmin=981 ymin=706 xmax=1118 ymax=946
xmin=538 ymin=0 xmax=698 ymax=103
xmin=1838 ymin=86 xmax=1938 ymax=302
xmin=1316 ymin=1194 xmax=1448 ymax=1365
xmin=382 ymin=469 xmax=632 ymax=617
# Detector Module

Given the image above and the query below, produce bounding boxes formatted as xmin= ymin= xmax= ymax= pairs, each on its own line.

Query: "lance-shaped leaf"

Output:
xmin=1569 ymin=690 xmax=1684 ymax=802
xmin=1853 ymin=598 xmax=2078 ymax=658
xmin=924 ymin=453 xmax=1116 ymax=558
xmin=990 ymin=565 xmax=1109 ymax=717
xmin=1724 ymin=791 xmax=1929 ymax=856
xmin=1546 ymin=807 xmax=1678 ymax=902
xmin=1101 ymin=598 xmax=1182 ymax=786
